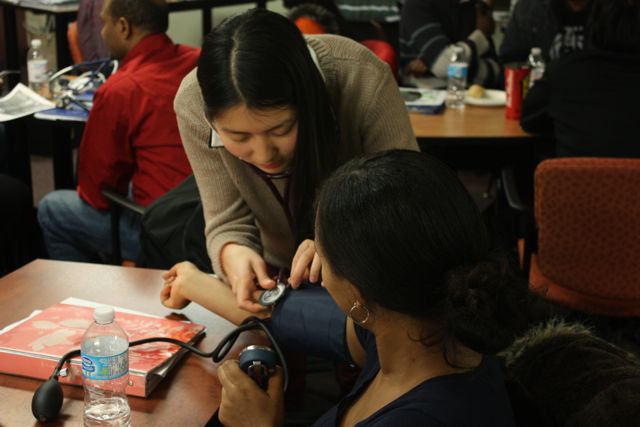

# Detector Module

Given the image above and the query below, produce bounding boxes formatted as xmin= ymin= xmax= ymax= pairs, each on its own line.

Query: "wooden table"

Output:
xmin=410 ymin=106 xmax=544 ymax=170
xmin=0 ymin=259 xmax=252 ymax=426
xmin=410 ymin=106 xmax=531 ymax=142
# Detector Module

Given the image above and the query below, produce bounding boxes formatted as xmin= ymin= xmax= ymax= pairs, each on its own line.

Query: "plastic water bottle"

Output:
xmin=81 ymin=306 xmax=131 ymax=427
xmin=528 ymin=47 xmax=545 ymax=88
xmin=446 ymin=46 xmax=468 ymax=109
xmin=27 ymin=39 xmax=49 ymax=96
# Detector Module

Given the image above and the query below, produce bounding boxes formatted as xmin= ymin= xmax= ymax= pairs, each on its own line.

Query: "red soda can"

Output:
xmin=504 ymin=63 xmax=530 ymax=120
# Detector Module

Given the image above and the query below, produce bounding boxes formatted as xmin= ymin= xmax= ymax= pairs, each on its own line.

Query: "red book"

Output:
xmin=0 ymin=301 xmax=205 ymax=397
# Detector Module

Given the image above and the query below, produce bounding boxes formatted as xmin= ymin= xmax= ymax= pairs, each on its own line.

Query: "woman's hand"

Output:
xmin=221 ymin=243 xmax=276 ymax=312
xmin=160 ymin=261 xmax=208 ymax=309
xmin=405 ymin=58 xmax=429 ymax=77
xmin=217 ymin=360 xmax=284 ymax=427
xmin=289 ymin=239 xmax=322 ymax=288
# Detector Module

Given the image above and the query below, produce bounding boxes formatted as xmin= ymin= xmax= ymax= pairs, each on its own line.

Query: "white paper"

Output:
xmin=0 ymin=83 xmax=54 ymax=122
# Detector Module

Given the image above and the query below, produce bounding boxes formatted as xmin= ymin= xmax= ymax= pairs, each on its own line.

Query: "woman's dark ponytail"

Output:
xmin=316 ymin=150 xmax=532 ymax=362
xmin=444 ymin=255 xmax=530 ymax=355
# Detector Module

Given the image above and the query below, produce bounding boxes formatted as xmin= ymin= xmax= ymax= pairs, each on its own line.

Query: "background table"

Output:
xmin=410 ymin=106 xmax=531 ymax=143
xmin=1 ymin=0 xmax=267 ymax=78
xmin=0 ymin=259 xmax=253 ymax=426
xmin=410 ymin=106 xmax=544 ymax=170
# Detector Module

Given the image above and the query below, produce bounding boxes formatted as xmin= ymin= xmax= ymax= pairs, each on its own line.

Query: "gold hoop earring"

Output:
xmin=348 ymin=301 xmax=370 ymax=325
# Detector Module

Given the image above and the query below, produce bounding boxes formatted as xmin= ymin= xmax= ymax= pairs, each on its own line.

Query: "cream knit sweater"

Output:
xmin=174 ymin=34 xmax=418 ymax=278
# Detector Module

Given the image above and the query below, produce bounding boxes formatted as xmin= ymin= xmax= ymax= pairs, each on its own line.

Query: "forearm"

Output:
xmin=179 ymin=273 xmax=268 ymax=325
xmin=431 ymin=30 xmax=500 ymax=86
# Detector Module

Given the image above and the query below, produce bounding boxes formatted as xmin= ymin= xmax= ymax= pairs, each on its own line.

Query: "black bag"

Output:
xmin=138 ymin=175 xmax=212 ymax=273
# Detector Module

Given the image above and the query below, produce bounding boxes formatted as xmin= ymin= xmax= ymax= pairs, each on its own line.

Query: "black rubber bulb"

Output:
xmin=32 ymin=378 xmax=64 ymax=422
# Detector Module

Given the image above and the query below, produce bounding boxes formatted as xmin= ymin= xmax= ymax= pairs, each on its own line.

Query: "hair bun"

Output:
xmin=446 ymin=255 xmax=529 ymax=354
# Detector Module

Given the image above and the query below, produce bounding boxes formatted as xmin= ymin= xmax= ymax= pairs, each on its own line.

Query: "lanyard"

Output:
xmin=245 ymin=162 xmax=295 ymax=234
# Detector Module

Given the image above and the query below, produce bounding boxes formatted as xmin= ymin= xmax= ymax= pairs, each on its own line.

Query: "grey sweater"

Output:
xmin=174 ymin=34 xmax=418 ymax=278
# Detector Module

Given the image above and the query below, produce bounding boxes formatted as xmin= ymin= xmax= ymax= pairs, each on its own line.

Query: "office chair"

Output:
xmin=101 ymin=188 xmax=145 ymax=266
xmin=506 ymin=157 xmax=640 ymax=317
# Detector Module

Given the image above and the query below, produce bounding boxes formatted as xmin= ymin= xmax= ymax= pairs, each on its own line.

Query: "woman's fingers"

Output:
xmin=309 ymin=252 xmax=322 ymax=283
xmin=289 ymin=240 xmax=316 ymax=287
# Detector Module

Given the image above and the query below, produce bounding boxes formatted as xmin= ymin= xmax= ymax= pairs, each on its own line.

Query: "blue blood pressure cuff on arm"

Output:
xmin=266 ymin=283 xmax=351 ymax=363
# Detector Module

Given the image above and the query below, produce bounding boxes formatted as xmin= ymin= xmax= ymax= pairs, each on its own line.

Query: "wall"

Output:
xmin=167 ymin=1 xmax=287 ymax=47
xmin=21 ymin=1 xmax=288 ymax=71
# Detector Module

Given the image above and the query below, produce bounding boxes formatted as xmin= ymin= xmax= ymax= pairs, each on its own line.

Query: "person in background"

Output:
xmin=399 ymin=0 xmax=501 ymax=88
xmin=284 ymin=0 xmax=400 ymax=51
xmin=504 ymin=320 xmax=640 ymax=426
xmin=77 ymin=0 xmax=109 ymax=61
xmin=173 ymin=8 xmax=416 ymax=313
xmin=213 ymin=150 xmax=528 ymax=426
xmin=334 ymin=0 xmax=401 ymax=52
xmin=499 ymin=0 xmax=592 ymax=63
xmin=37 ymin=0 xmax=199 ymax=263
xmin=0 ymin=77 xmax=43 ymax=275
xmin=288 ymin=3 xmax=399 ymax=78
xmin=0 ymin=174 xmax=43 ymax=277
xmin=288 ymin=3 xmax=342 ymax=35
xmin=520 ymin=0 xmax=640 ymax=157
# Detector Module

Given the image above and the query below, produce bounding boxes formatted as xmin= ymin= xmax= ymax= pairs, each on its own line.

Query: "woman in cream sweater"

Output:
xmin=168 ymin=8 xmax=417 ymax=312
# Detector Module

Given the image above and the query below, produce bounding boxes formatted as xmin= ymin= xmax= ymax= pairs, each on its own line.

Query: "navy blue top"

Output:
xmin=312 ymin=326 xmax=515 ymax=426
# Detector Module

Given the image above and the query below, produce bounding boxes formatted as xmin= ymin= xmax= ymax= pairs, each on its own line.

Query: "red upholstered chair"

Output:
xmin=360 ymin=39 xmax=398 ymax=80
xmin=528 ymin=157 xmax=640 ymax=317
xmin=294 ymin=16 xmax=327 ymax=35
xmin=292 ymin=16 xmax=398 ymax=79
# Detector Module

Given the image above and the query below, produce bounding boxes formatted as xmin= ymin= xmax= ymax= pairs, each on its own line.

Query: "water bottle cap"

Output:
xmin=531 ymin=47 xmax=541 ymax=56
xmin=93 ymin=306 xmax=115 ymax=324
xmin=30 ymin=39 xmax=42 ymax=49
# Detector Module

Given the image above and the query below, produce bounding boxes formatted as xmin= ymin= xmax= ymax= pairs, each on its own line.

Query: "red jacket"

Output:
xmin=77 ymin=33 xmax=199 ymax=210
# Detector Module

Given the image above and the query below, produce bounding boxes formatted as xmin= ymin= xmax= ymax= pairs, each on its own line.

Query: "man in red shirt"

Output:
xmin=38 ymin=0 xmax=199 ymax=263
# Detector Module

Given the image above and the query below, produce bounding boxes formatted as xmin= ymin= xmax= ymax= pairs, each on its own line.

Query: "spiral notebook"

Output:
xmin=0 ymin=298 xmax=206 ymax=397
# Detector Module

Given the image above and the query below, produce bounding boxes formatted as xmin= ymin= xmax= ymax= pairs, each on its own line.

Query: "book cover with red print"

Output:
xmin=0 ymin=301 xmax=205 ymax=397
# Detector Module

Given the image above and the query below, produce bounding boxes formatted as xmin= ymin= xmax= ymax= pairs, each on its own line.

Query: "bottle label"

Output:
xmin=81 ymin=350 xmax=128 ymax=380
xmin=27 ymin=59 xmax=48 ymax=83
xmin=530 ymin=68 xmax=544 ymax=83
xmin=448 ymin=63 xmax=468 ymax=79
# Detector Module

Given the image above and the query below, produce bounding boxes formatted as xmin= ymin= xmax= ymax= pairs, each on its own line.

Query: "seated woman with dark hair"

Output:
xmin=521 ymin=0 xmax=640 ymax=157
xmin=209 ymin=150 xmax=529 ymax=426
xmin=504 ymin=319 xmax=640 ymax=427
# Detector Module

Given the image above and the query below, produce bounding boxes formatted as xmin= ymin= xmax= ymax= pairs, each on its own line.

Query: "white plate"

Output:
xmin=465 ymin=89 xmax=506 ymax=107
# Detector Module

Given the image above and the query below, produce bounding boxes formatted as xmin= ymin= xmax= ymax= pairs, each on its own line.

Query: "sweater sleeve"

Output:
xmin=174 ymin=71 xmax=263 ymax=278
xmin=430 ymin=30 xmax=501 ymax=87
xmin=360 ymin=57 xmax=418 ymax=153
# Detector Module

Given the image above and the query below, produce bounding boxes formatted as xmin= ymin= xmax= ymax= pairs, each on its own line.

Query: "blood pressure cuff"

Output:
xmin=267 ymin=284 xmax=351 ymax=363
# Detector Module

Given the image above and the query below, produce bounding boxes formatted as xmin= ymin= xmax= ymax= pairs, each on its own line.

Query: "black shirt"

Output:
xmin=521 ymin=49 xmax=640 ymax=157
xmin=313 ymin=325 xmax=515 ymax=426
